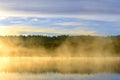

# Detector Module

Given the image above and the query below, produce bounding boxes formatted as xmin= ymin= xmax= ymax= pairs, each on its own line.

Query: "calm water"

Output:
xmin=0 ymin=57 xmax=119 ymax=80
xmin=0 ymin=57 xmax=119 ymax=73
xmin=0 ymin=73 xmax=119 ymax=80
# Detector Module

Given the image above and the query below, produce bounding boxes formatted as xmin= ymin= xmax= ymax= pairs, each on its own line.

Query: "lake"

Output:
xmin=0 ymin=72 xmax=119 ymax=80
xmin=0 ymin=57 xmax=119 ymax=73
xmin=0 ymin=57 xmax=119 ymax=80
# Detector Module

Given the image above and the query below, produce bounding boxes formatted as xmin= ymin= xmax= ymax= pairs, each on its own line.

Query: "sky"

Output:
xmin=0 ymin=0 xmax=120 ymax=36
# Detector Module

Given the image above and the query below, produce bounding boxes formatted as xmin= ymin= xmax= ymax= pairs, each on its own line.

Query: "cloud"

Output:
xmin=0 ymin=16 xmax=8 ymax=20
xmin=0 ymin=0 xmax=120 ymax=23
xmin=55 ymin=22 xmax=88 ymax=26
xmin=0 ymin=0 xmax=120 ymax=16
xmin=0 ymin=26 xmax=97 ymax=36
xmin=0 ymin=16 xmax=118 ymax=36
xmin=0 ymin=0 xmax=120 ymax=36
xmin=0 ymin=0 xmax=79 ymax=15
xmin=78 ymin=15 xmax=120 ymax=22
xmin=31 ymin=18 xmax=39 ymax=22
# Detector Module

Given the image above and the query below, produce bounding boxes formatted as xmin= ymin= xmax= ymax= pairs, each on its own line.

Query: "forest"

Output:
xmin=0 ymin=35 xmax=120 ymax=57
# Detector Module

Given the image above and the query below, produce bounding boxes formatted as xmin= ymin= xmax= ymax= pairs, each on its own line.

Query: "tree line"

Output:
xmin=0 ymin=35 xmax=120 ymax=56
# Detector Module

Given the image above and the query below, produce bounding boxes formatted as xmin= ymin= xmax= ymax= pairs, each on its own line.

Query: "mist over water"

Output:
xmin=0 ymin=36 xmax=119 ymax=73
xmin=0 ymin=36 xmax=118 ymax=57
xmin=0 ymin=57 xmax=119 ymax=73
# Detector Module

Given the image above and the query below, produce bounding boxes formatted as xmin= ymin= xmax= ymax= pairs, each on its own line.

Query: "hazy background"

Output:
xmin=0 ymin=35 xmax=120 ymax=57
xmin=0 ymin=0 xmax=120 ymax=74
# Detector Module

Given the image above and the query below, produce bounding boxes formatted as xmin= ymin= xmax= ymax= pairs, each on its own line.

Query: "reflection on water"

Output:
xmin=0 ymin=72 xmax=119 ymax=80
xmin=0 ymin=57 xmax=119 ymax=73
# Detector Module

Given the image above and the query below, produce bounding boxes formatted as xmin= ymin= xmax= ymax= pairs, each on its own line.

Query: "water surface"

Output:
xmin=0 ymin=73 xmax=120 ymax=80
xmin=0 ymin=57 xmax=119 ymax=73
